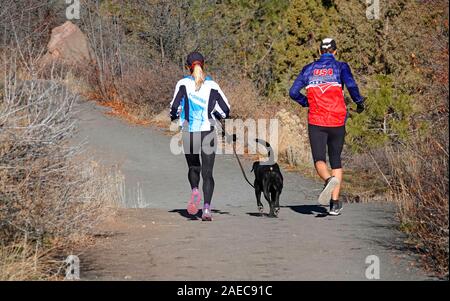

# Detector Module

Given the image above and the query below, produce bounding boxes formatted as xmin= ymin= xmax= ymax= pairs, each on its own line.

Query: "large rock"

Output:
xmin=276 ymin=109 xmax=312 ymax=167
xmin=40 ymin=21 xmax=94 ymax=68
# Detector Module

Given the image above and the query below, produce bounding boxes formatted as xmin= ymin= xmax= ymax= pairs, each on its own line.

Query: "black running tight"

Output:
xmin=182 ymin=129 xmax=216 ymax=205
xmin=308 ymin=124 xmax=346 ymax=169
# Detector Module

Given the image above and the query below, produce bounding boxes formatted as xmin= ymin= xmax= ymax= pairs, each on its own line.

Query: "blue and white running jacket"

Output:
xmin=170 ymin=76 xmax=231 ymax=132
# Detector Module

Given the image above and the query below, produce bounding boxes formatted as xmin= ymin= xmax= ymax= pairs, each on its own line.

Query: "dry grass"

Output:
xmin=78 ymin=56 xmax=181 ymax=125
xmin=386 ymin=4 xmax=449 ymax=277
xmin=98 ymin=99 xmax=151 ymax=126
xmin=115 ymin=62 xmax=181 ymax=120
xmin=0 ymin=240 xmax=50 ymax=281
xmin=220 ymin=77 xmax=261 ymax=119
xmin=80 ymin=60 xmax=181 ymax=126
xmin=387 ymin=132 xmax=449 ymax=278
xmin=0 ymin=66 xmax=122 ymax=279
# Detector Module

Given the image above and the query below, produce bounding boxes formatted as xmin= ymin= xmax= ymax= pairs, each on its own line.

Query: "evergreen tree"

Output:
xmin=346 ymin=75 xmax=414 ymax=152
xmin=271 ymin=0 xmax=337 ymax=96
xmin=190 ymin=0 xmax=289 ymax=91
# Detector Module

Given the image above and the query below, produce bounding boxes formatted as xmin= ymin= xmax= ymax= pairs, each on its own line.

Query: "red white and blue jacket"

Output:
xmin=289 ymin=53 xmax=364 ymax=127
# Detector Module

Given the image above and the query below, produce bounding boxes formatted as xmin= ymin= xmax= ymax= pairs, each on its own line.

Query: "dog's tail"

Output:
xmin=255 ymin=138 xmax=275 ymax=165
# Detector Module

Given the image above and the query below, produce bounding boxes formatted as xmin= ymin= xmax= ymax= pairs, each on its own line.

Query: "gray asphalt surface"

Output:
xmin=75 ymin=100 xmax=432 ymax=281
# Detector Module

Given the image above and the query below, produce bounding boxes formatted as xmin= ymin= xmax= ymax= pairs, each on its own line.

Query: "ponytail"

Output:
xmin=192 ymin=64 xmax=205 ymax=91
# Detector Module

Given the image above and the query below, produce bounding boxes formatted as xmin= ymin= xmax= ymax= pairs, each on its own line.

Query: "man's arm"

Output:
xmin=289 ymin=67 xmax=309 ymax=107
xmin=341 ymin=63 xmax=364 ymax=105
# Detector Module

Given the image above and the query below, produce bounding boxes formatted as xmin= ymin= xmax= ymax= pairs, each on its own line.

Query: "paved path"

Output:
xmin=75 ymin=101 xmax=431 ymax=281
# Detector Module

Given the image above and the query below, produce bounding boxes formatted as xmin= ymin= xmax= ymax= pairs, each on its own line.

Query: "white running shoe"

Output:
xmin=318 ymin=176 xmax=340 ymax=205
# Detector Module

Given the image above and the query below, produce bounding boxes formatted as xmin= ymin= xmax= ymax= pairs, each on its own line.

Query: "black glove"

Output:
xmin=170 ymin=114 xmax=179 ymax=121
xmin=356 ymin=103 xmax=365 ymax=114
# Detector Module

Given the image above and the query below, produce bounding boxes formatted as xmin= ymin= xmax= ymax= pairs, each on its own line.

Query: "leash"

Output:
xmin=232 ymin=140 xmax=255 ymax=189
xmin=217 ymin=120 xmax=255 ymax=189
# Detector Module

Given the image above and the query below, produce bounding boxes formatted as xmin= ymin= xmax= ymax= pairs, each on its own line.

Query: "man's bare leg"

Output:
xmin=315 ymin=161 xmax=331 ymax=181
xmin=315 ymin=161 xmax=340 ymax=205
xmin=331 ymin=168 xmax=343 ymax=200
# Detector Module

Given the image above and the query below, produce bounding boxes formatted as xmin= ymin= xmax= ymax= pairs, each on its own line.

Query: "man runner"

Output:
xmin=289 ymin=38 xmax=365 ymax=216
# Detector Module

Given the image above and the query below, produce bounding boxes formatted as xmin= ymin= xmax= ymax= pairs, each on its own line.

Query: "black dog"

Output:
xmin=251 ymin=139 xmax=283 ymax=217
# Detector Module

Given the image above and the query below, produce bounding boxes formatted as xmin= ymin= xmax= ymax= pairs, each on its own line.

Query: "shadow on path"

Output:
xmin=283 ymin=205 xmax=329 ymax=218
xmin=169 ymin=209 xmax=230 ymax=220
xmin=246 ymin=212 xmax=278 ymax=218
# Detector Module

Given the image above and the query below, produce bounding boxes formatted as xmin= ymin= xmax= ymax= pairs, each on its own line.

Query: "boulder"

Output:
xmin=40 ymin=21 xmax=94 ymax=68
xmin=275 ymin=109 xmax=312 ymax=167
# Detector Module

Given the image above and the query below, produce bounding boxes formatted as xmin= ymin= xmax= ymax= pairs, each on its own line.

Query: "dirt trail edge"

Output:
xmin=74 ymin=100 xmax=432 ymax=281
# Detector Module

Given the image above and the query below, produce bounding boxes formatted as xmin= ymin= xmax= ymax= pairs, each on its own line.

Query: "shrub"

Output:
xmin=387 ymin=130 xmax=448 ymax=278
xmin=0 ymin=74 xmax=122 ymax=279
xmin=219 ymin=77 xmax=261 ymax=120
xmin=115 ymin=59 xmax=182 ymax=120
xmin=346 ymin=75 xmax=415 ymax=153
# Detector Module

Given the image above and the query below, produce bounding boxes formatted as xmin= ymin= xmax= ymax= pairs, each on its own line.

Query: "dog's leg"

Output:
xmin=274 ymin=191 xmax=281 ymax=217
xmin=268 ymin=190 xmax=277 ymax=217
xmin=255 ymin=182 xmax=264 ymax=214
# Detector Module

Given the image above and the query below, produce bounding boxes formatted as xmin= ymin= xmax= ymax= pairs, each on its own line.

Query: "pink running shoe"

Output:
xmin=187 ymin=188 xmax=201 ymax=216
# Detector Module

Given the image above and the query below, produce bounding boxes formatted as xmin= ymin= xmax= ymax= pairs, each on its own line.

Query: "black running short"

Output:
xmin=308 ymin=124 xmax=346 ymax=169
